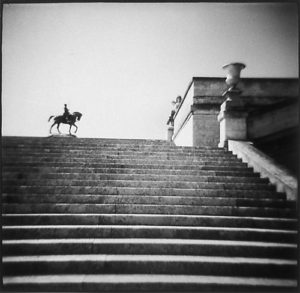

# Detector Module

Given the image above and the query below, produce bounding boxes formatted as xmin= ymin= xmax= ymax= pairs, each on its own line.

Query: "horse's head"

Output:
xmin=73 ymin=112 xmax=82 ymax=121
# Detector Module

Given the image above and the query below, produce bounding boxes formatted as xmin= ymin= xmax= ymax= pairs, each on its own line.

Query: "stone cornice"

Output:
xmin=190 ymin=77 xmax=299 ymax=98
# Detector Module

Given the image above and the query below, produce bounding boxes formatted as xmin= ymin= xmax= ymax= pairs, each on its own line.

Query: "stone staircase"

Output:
xmin=1 ymin=136 xmax=298 ymax=291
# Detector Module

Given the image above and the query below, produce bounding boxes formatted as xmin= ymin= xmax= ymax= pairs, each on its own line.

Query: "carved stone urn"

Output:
xmin=222 ymin=62 xmax=246 ymax=90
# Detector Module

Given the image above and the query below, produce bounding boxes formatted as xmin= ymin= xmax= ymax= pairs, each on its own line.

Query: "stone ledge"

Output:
xmin=227 ymin=140 xmax=297 ymax=201
xmin=191 ymin=77 xmax=298 ymax=98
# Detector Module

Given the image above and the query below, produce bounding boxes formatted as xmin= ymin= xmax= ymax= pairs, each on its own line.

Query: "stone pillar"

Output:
xmin=167 ymin=126 xmax=174 ymax=142
xmin=192 ymin=104 xmax=221 ymax=147
xmin=217 ymin=89 xmax=248 ymax=148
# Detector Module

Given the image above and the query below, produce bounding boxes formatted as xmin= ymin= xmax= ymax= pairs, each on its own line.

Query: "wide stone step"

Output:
xmin=2 ymin=136 xmax=170 ymax=145
xmin=2 ymin=164 xmax=256 ymax=173
xmin=2 ymin=149 xmax=237 ymax=158
xmin=3 ymin=173 xmax=268 ymax=184
xmin=3 ymin=254 xmax=297 ymax=278
xmin=3 ymin=156 xmax=242 ymax=165
xmin=3 ymin=214 xmax=297 ymax=230
xmin=3 ymin=145 xmax=220 ymax=152
xmin=3 ymin=178 xmax=272 ymax=190
xmin=2 ymin=137 xmax=219 ymax=149
xmin=3 ymin=168 xmax=260 ymax=180
xmin=2 ymin=187 xmax=284 ymax=199
xmin=3 ymin=142 xmax=216 ymax=152
xmin=3 ymin=180 xmax=275 ymax=191
xmin=3 ymin=148 xmax=230 ymax=158
xmin=3 ymin=156 xmax=240 ymax=165
xmin=3 ymin=158 xmax=248 ymax=167
xmin=3 ymin=238 xmax=297 ymax=259
xmin=3 ymin=274 xmax=297 ymax=292
xmin=4 ymin=203 xmax=293 ymax=217
xmin=3 ymin=225 xmax=297 ymax=243
xmin=3 ymin=194 xmax=293 ymax=209
xmin=0 ymin=137 xmax=210 ymax=146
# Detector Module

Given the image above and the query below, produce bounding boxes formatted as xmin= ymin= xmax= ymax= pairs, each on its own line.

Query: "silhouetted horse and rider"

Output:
xmin=48 ymin=104 xmax=82 ymax=135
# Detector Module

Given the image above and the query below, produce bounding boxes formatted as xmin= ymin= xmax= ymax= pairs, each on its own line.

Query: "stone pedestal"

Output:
xmin=48 ymin=134 xmax=77 ymax=138
xmin=217 ymin=89 xmax=248 ymax=148
xmin=167 ymin=126 xmax=174 ymax=142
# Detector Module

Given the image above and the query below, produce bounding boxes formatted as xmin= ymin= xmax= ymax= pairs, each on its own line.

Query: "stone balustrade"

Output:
xmin=228 ymin=140 xmax=297 ymax=201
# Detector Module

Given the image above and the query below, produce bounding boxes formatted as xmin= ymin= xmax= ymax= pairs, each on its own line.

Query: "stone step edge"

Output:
xmin=3 ymin=165 xmax=250 ymax=171
xmin=2 ymin=167 xmax=256 ymax=173
xmin=2 ymin=191 xmax=285 ymax=198
xmin=3 ymin=149 xmax=233 ymax=154
xmin=1 ymin=148 xmax=229 ymax=152
xmin=3 ymin=179 xmax=270 ymax=186
xmin=2 ymin=274 xmax=297 ymax=288
xmin=3 ymin=194 xmax=289 ymax=204
xmin=2 ymin=143 xmax=219 ymax=149
xmin=2 ymin=192 xmax=285 ymax=197
xmin=5 ymin=203 xmax=293 ymax=212
xmin=3 ymin=182 xmax=273 ymax=188
xmin=2 ymin=136 xmax=169 ymax=142
xmin=3 ymin=162 xmax=248 ymax=168
xmin=3 ymin=238 xmax=297 ymax=248
xmin=3 ymin=168 xmax=258 ymax=174
xmin=1 ymin=140 xmax=224 ymax=145
xmin=3 ymin=148 xmax=228 ymax=154
xmin=3 ymin=254 xmax=297 ymax=265
xmin=3 ymin=147 xmax=237 ymax=154
xmin=3 ymin=173 xmax=265 ymax=180
xmin=3 ymin=225 xmax=297 ymax=234
xmin=3 ymin=213 xmax=297 ymax=221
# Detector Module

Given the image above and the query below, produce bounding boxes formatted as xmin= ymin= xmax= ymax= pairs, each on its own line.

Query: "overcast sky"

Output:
xmin=2 ymin=2 xmax=298 ymax=139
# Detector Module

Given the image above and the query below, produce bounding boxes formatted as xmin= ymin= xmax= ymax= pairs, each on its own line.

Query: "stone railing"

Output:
xmin=228 ymin=140 xmax=297 ymax=201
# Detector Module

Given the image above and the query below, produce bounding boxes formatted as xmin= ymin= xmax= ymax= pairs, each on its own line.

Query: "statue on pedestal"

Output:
xmin=167 ymin=110 xmax=176 ymax=127
xmin=167 ymin=96 xmax=182 ymax=127
xmin=48 ymin=104 xmax=83 ymax=135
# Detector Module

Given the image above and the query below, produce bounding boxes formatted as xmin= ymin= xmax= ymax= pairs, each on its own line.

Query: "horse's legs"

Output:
xmin=49 ymin=122 xmax=56 ymax=134
xmin=69 ymin=124 xmax=72 ymax=135
xmin=73 ymin=123 xmax=78 ymax=133
xmin=57 ymin=123 xmax=61 ymax=134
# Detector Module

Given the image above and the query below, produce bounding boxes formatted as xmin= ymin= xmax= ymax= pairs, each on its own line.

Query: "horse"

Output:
xmin=48 ymin=112 xmax=82 ymax=135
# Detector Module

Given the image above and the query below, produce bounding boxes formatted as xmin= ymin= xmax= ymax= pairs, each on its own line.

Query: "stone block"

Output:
xmin=193 ymin=109 xmax=220 ymax=147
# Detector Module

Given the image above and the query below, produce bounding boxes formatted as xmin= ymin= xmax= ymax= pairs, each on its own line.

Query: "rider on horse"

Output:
xmin=63 ymin=104 xmax=71 ymax=122
xmin=48 ymin=106 xmax=82 ymax=135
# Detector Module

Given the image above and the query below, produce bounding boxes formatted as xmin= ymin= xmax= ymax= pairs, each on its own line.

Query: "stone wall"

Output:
xmin=173 ymin=77 xmax=298 ymax=143
xmin=253 ymin=128 xmax=299 ymax=176
xmin=172 ymin=77 xmax=298 ymax=175
xmin=248 ymin=102 xmax=298 ymax=139
xmin=192 ymin=107 xmax=220 ymax=147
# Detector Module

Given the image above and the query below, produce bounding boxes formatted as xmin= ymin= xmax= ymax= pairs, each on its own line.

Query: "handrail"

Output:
xmin=172 ymin=111 xmax=192 ymax=141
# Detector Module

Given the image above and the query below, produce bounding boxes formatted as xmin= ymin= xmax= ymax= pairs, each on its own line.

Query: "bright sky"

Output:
xmin=2 ymin=2 xmax=298 ymax=139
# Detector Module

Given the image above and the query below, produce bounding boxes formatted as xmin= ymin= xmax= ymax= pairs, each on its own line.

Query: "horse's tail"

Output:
xmin=48 ymin=115 xmax=55 ymax=122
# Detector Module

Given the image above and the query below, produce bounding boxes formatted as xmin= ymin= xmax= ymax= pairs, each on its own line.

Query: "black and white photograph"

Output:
xmin=1 ymin=1 xmax=299 ymax=292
